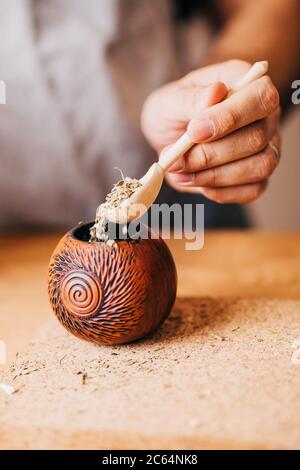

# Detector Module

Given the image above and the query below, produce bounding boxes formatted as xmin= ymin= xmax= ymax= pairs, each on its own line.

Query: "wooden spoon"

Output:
xmin=103 ymin=61 xmax=269 ymax=224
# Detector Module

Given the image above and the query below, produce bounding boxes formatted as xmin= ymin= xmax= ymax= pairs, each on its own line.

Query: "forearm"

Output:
xmin=207 ymin=0 xmax=300 ymax=109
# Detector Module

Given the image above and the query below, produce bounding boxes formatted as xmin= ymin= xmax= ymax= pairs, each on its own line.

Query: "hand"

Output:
xmin=141 ymin=60 xmax=281 ymax=204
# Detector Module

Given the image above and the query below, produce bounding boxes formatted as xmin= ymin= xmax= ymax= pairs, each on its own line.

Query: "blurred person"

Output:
xmin=0 ymin=0 xmax=299 ymax=231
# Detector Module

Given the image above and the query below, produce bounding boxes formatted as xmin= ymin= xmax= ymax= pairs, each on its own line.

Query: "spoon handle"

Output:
xmin=158 ymin=60 xmax=269 ymax=172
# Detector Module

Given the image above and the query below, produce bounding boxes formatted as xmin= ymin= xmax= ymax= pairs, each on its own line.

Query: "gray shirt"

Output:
xmin=0 ymin=0 xmax=247 ymax=230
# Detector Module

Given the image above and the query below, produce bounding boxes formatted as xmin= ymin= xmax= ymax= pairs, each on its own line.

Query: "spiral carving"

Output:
xmin=61 ymin=271 xmax=102 ymax=317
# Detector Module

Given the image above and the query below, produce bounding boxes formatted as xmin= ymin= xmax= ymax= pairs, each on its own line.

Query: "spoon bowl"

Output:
xmin=103 ymin=163 xmax=165 ymax=224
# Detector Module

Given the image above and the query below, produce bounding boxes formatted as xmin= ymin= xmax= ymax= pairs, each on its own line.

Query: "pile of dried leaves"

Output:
xmin=90 ymin=170 xmax=142 ymax=243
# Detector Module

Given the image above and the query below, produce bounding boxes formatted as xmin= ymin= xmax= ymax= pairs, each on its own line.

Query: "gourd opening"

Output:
xmin=72 ymin=221 xmax=137 ymax=243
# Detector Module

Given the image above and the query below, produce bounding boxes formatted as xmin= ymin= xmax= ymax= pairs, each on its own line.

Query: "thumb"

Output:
xmin=141 ymin=80 xmax=228 ymax=152
xmin=172 ymin=81 xmax=228 ymax=121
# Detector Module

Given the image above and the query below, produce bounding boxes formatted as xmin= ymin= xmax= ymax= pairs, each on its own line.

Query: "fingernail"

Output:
xmin=188 ymin=119 xmax=215 ymax=142
xmin=168 ymin=156 xmax=185 ymax=172
xmin=168 ymin=173 xmax=193 ymax=184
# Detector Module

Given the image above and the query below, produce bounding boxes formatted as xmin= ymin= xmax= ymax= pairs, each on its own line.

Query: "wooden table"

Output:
xmin=1 ymin=230 xmax=300 ymax=366
xmin=0 ymin=231 xmax=300 ymax=449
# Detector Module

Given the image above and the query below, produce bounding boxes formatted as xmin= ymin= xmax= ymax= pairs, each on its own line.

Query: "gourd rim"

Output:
xmin=68 ymin=221 xmax=155 ymax=245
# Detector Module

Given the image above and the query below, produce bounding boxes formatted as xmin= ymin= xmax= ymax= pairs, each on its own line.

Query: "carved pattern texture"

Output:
xmin=61 ymin=271 xmax=102 ymax=317
xmin=48 ymin=230 xmax=177 ymax=345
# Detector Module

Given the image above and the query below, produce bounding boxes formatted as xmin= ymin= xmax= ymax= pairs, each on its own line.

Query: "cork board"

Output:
xmin=1 ymin=297 xmax=300 ymax=449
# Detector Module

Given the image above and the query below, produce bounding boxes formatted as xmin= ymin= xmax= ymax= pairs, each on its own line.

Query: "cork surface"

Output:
xmin=2 ymin=231 xmax=300 ymax=366
xmin=1 ymin=297 xmax=300 ymax=450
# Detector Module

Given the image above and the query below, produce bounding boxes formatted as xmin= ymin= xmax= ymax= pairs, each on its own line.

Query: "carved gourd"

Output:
xmin=48 ymin=222 xmax=177 ymax=345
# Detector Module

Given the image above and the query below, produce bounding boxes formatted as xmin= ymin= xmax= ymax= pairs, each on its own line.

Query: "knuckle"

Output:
xmin=249 ymin=123 xmax=268 ymax=151
xmin=215 ymin=105 xmax=239 ymax=135
xmin=207 ymin=188 xmax=225 ymax=204
xmin=257 ymin=76 xmax=280 ymax=114
xmin=249 ymin=183 xmax=266 ymax=202
xmin=199 ymin=143 xmax=214 ymax=168
xmin=194 ymin=167 xmax=215 ymax=186
xmin=257 ymin=155 xmax=270 ymax=179
xmin=274 ymin=105 xmax=282 ymax=121
xmin=244 ymin=184 xmax=263 ymax=204
xmin=259 ymin=150 xmax=277 ymax=178
xmin=210 ymin=167 xmax=218 ymax=186
xmin=214 ymin=193 xmax=226 ymax=204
